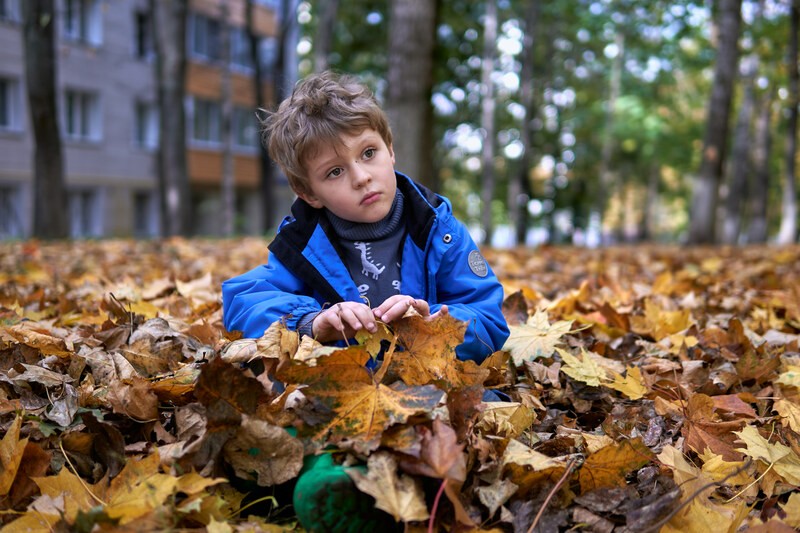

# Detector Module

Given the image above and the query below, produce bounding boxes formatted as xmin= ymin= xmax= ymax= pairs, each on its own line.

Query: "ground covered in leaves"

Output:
xmin=1 ymin=239 xmax=800 ymax=532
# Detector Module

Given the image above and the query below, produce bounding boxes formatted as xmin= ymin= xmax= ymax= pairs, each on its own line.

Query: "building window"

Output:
xmin=189 ymin=13 xmax=221 ymax=61
xmin=0 ymin=0 xmax=20 ymax=23
xmin=68 ymin=189 xmax=100 ymax=238
xmin=133 ymin=191 xmax=157 ymax=237
xmin=63 ymin=0 xmax=102 ymax=46
xmin=231 ymin=27 xmax=253 ymax=70
xmin=64 ymin=90 xmax=100 ymax=141
xmin=233 ymin=106 xmax=259 ymax=149
xmin=0 ymin=185 xmax=23 ymax=239
xmin=133 ymin=10 xmax=154 ymax=59
xmin=134 ymin=101 xmax=158 ymax=149
xmin=0 ymin=77 xmax=23 ymax=131
xmin=191 ymin=98 xmax=221 ymax=145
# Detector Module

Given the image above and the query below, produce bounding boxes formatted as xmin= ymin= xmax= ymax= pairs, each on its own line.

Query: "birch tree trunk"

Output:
xmin=778 ymin=0 xmax=799 ymax=244
xmin=152 ymin=0 xmax=190 ymax=236
xmin=598 ymin=31 xmax=624 ymax=243
xmin=480 ymin=1 xmax=497 ymax=243
xmin=385 ymin=0 xmax=438 ymax=191
xmin=688 ymin=0 xmax=742 ymax=244
xmin=22 ymin=0 xmax=68 ymax=239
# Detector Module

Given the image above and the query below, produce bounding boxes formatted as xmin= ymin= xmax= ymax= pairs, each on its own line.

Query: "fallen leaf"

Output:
xmin=348 ymin=452 xmax=429 ymax=523
xmin=579 ymin=438 xmax=653 ymax=494
xmin=222 ymin=417 xmax=303 ymax=486
xmin=504 ymin=310 xmax=574 ymax=366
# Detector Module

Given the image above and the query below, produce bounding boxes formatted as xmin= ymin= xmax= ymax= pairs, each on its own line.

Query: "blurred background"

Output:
xmin=0 ymin=0 xmax=797 ymax=247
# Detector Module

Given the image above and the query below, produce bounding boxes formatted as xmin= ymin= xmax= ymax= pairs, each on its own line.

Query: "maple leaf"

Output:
xmin=630 ymin=298 xmax=692 ymax=341
xmin=389 ymin=308 xmax=488 ymax=389
xmin=578 ymin=438 xmax=653 ymax=494
xmin=735 ymin=425 xmax=800 ymax=485
xmin=682 ymin=394 xmax=747 ymax=460
xmin=502 ymin=439 xmax=572 ymax=496
xmin=557 ymin=347 xmax=606 ymax=387
xmin=504 ymin=309 xmax=575 ymax=366
xmin=773 ymin=399 xmax=800 ymax=433
xmin=348 ymin=452 xmax=429 ymax=523
xmin=606 ymin=366 xmax=649 ymax=400
xmin=277 ymin=346 xmax=444 ymax=453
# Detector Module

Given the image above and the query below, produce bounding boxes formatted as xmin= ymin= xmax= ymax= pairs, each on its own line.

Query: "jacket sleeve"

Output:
xmin=222 ymin=253 xmax=322 ymax=338
xmin=431 ymin=221 xmax=510 ymax=363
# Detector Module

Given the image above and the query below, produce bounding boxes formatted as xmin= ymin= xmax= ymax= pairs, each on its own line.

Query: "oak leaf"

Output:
xmin=504 ymin=310 xmax=574 ymax=366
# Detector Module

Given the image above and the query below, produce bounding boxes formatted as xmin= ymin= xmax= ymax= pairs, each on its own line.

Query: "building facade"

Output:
xmin=0 ymin=0 xmax=292 ymax=239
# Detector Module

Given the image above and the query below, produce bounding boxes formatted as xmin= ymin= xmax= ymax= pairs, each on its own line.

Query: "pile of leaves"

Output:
xmin=1 ymin=239 xmax=800 ymax=532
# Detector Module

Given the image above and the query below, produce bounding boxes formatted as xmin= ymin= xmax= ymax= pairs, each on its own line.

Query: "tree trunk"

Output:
xmin=721 ymin=55 xmax=756 ymax=245
xmin=246 ymin=0 xmax=275 ymax=233
xmin=479 ymin=1 xmax=497 ymax=243
xmin=640 ymin=164 xmax=660 ymax=242
xmin=22 ymin=0 xmax=68 ymax=239
xmin=598 ymin=31 xmax=624 ymax=244
xmin=509 ymin=0 xmax=538 ymax=247
xmin=688 ymin=0 xmax=742 ymax=244
xmin=778 ymin=0 xmax=799 ymax=244
xmin=385 ymin=0 xmax=438 ymax=191
xmin=313 ymin=0 xmax=338 ymax=72
xmin=220 ymin=2 xmax=235 ymax=236
xmin=746 ymin=91 xmax=773 ymax=243
xmin=152 ymin=0 xmax=190 ymax=237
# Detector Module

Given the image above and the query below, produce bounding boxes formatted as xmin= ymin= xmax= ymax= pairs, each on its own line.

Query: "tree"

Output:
xmin=746 ymin=91 xmax=773 ymax=243
xmin=480 ymin=0 xmax=498 ymax=241
xmin=220 ymin=2 xmax=235 ymax=237
xmin=313 ymin=0 xmax=339 ymax=72
xmin=721 ymin=55 xmax=756 ymax=245
xmin=384 ymin=0 xmax=438 ymax=191
xmin=246 ymin=0 xmax=276 ymax=233
xmin=509 ymin=0 xmax=539 ymax=246
xmin=151 ymin=0 xmax=191 ymax=237
xmin=22 ymin=0 xmax=68 ymax=239
xmin=778 ymin=0 xmax=799 ymax=244
xmin=688 ymin=0 xmax=742 ymax=244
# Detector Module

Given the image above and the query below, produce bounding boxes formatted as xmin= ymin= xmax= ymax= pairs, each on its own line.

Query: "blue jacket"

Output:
xmin=222 ymin=173 xmax=509 ymax=363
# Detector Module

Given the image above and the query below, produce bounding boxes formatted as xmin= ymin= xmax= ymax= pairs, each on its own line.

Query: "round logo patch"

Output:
xmin=468 ymin=250 xmax=488 ymax=277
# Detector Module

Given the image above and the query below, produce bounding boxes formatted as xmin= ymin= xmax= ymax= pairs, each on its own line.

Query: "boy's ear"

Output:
xmin=388 ymin=143 xmax=396 ymax=165
xmin=298 ymin=191 xmax=324 ymax=209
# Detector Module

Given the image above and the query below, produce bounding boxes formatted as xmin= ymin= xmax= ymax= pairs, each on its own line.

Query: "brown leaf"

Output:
xmin=578 ymin=438 xmax=653 ymax=494
xmin=399 ymin=418 xmax=466 ymax=481
xmin=0 ymin=414 xmax=27 ymax=496
xmin=278 ymin=346 xmax=444 ymax=453
xmin=682 ymin=394 xmax=746 ymax=460
xmin=222 ymin=417 xmax=303 ymax=486
xmin=389 ymin=309 xmax=488 ymax=390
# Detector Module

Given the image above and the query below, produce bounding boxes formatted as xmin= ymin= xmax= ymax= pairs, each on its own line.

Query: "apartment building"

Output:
xmin=0 ymin=0 xmax=292 ymax=239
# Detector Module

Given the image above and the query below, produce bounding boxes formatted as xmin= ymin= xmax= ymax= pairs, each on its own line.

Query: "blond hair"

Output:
xmin=262 ymin=71 xmax=393 ymax=196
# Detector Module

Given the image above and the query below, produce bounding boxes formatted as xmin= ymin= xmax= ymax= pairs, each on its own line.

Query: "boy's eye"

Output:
xmin=327 ymin=167 xmax=343 ymax=178
xmin=363 ymin=148 xmax=375 ymax=159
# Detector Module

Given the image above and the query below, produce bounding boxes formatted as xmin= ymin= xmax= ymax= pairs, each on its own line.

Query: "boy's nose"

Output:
xmin=351 ymin=162 xmax=371 ymax=188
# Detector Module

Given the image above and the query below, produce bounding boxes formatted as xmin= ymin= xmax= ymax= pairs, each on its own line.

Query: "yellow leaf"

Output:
xmin=558 ymin=347 xmax=606 ymax=387
xmin=0 ymin=414 xmax=27 ymax=496
xmin=735 ymin=425 xmax=800 ymax=486
xmin=698 ymin=450 xmax=752 ymax=485
xmin=630 ymin=298 xmax=692 ymax=341
xmin=774 ymin=399 xmax=800 ymax=433
xmin=33 ymin=466 xmax=104 ymax=521
xmin=503 ymin=310 xmax=574 ymax=365
xmin=661 ymin=498 xmax=748 ymax=533
xmin=348 ymin=452 xmax=429 ymax=522
xmin=783 ymin=492 xmax=800 ymax=527
xmin=776 ymin=365 xmax=800 ymax=389
xmin=476 ymin=402 xmax=537 ymax=439
xmin=606 ymin=366 xmax=649 ymax=400
xmin=579 ymin=438 xmax=653 ymax=493
xmin=657 ymin=445 xmax=701 ymax=486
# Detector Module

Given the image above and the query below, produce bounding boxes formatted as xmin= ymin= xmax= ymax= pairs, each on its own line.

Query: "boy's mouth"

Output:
xmin=360 ymin=192 xmax=381 ymax=205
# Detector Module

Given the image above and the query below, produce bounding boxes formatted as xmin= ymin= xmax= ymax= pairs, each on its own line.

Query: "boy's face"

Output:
xmin=299 ymin=129 xmax=397 ymax=224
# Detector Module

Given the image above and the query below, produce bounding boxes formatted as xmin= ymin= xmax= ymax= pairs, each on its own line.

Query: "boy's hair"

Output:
xmin=262 ymin=71 xmax=393 ymax=196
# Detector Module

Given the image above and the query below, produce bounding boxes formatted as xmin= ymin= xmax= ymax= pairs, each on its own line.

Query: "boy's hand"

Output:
xmin=372 ymin=295 xmax=447 ymax=324
xmin=312 ymin=302 xmax=377 ymax=342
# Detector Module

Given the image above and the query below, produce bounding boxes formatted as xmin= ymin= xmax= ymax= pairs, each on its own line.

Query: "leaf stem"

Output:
xmin=58 ymin=439 xmax=107 ymax=506
xmin=526 ymin=457 xmax=578 ymax=533
xmin=373 ymin=332 xmax=398 ymax=384
xmin=428 ymin=478 xmax=447 ymax=533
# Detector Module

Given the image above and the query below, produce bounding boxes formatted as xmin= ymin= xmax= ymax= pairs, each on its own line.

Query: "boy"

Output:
xmin=222 ymin=71 xmax=508 ymax=362
xmin=221 ymin=71 xmax=509 ymax=531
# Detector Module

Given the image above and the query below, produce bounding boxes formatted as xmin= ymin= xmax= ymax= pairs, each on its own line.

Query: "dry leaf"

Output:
xmin=348 ymin=452 xmax=429 ymax=523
